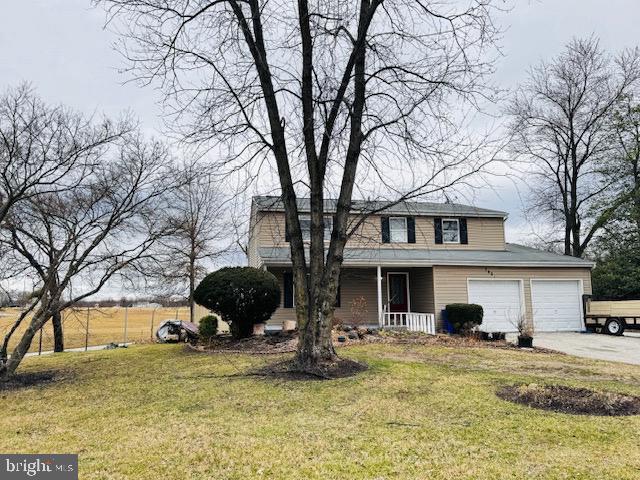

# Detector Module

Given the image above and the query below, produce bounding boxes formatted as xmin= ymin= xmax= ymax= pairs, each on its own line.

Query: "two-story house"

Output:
xmin=248 ymin=196 xmax=594 ymax=333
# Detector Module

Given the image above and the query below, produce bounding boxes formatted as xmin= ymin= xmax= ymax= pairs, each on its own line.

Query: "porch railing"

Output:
xmin=380 ymin=310 xmax=436 ymax=335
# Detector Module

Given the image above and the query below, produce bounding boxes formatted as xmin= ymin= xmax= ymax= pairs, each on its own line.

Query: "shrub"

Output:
xmin=445 ymin=303 xmax=483 ymax=334
xmin=199 ymin=315 xmax=218 ymax=341
xmin=193 ymin=267 xmax=280 ymax=339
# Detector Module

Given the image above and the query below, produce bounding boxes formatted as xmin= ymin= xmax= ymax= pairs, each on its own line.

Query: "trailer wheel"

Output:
xmin=604 ymin=318 xmax=625 ymax=336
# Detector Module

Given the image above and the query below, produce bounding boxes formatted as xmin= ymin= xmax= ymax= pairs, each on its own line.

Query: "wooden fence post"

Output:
xmin=85 ymin=308 xmax=90 ymax=352
xmin=150 ymin=308 xmax=156 ymax=341
xmin=123 ymin=305 xmax=128 ymax=346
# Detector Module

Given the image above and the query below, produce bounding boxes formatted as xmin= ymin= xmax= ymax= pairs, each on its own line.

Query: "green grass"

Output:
xmin=2 ymin=343 xmax=640 ymax=479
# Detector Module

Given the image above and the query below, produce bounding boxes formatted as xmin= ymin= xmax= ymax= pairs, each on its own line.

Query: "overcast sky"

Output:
xmin=1 ymin=0 xmax=639 ymax=245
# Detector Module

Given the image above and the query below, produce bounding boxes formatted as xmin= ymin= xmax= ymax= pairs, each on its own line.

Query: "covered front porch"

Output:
xmin=375 ymin=266 xmax=436 ymax=334
xmin=266 ymin=266 xmax=437 ymax=334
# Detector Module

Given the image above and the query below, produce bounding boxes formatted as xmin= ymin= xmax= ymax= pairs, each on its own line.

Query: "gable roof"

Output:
xmin=257 ymin=243 xmax=594 ymax=268
xmin=252 ymin=195 xmax=508 ymax=219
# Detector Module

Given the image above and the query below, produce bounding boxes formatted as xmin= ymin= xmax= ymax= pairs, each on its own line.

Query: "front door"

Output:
xmin=388 ymin=273 xmax=409 ymax=312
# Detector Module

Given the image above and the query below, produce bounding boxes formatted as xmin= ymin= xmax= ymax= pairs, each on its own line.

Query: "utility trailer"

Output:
xmin=583 ymin=295 xmax=640 ymax=335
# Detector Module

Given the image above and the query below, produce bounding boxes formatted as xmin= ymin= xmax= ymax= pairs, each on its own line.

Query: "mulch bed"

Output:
xmin=188 ymin=329 xmax=560 ymax=355
xmin=497 ymin=383 xmax=640 ymax=416
xmin=0 ymin=371 xmax=59 ymax=392
xmin=190 ymin=331 xmax=298 ymax=354
xmin=250 ymin=358 xmax=368 ymax=381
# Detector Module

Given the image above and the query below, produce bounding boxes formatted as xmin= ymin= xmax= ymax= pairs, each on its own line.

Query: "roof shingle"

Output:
xmin=252 ymin=195 xmax=508 ymax=218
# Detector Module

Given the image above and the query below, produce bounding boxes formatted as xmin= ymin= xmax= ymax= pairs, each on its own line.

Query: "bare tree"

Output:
xmin=507 ymin=37 xmax=640 ymax=258
xmin=0 ymin=134 xmax=172 ymax=381
xmin=0 ymin=83 xmax=129 ymax=226
xmin=0 ymin=84 xmax=132 ymax=351
xmin=100 ymin=0 xmax=505 ymax=372
xmin=152 ymin=162 xmax=230 ymax=323
xmin=610 ymin=94 xmax=640 ymax=233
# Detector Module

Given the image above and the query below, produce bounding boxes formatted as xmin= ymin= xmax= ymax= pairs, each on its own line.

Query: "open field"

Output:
xmin=0 ymin=307 xmax=191 ymax=353
xmin=2 ymin=343 xmax=640 ymax=479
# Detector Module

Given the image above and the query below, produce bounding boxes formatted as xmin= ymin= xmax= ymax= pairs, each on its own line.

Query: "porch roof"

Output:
xmin=258 ymin=243 xmax=595 ymax=268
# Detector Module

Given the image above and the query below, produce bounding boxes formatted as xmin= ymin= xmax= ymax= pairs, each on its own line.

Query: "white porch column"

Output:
xmin=376 ymin=265 xmax=383 ymax=326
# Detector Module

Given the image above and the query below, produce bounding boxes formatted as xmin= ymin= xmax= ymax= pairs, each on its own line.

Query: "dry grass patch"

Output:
xmin=2 ymin=344 xmax=640 ymax=479
xmin=0 ymin=307 xmax=190 ymax=352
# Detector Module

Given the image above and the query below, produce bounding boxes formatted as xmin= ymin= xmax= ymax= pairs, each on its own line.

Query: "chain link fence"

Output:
xmin=0 ymin=307 xmax=191 ymax=354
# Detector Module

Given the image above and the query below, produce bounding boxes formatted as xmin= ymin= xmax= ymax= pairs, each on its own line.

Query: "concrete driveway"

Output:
xmin=514 ymin=332 xmax=640 ymax=365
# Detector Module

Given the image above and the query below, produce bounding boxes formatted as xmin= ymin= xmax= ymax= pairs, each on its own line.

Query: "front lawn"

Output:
xmin=2 ymin=343 xmax=640 ymax=479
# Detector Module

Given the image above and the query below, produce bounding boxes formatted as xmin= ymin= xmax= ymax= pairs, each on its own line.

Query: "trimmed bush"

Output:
xmin=199 ymin=315 xmax=218 ymax=340
xmin=194 ymin=267 xmax=280 ymax=339
xmin=445 ymin=303 xmax=483 ymax=334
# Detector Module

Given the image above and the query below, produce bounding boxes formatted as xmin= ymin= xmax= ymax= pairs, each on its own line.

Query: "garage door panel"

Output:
xmin=531 ymin=280 xmax=582 ymax=332
xmin=468 ymin=280 xmax=523 ymax=333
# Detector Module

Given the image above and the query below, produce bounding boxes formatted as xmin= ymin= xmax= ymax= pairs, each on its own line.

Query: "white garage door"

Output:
xmin=531 ymin=280 xmax=583 ymax=332
xmin=467 ymin=280 xmax=523 ymax=332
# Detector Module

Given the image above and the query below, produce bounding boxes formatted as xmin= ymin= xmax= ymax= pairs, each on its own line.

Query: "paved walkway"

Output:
xmin=508 ymin=332 xmax=640 ymax=365
xmin=24 ymin=343 xmax=132 ymax=358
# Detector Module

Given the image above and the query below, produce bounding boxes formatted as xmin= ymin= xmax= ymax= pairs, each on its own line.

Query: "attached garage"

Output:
xmin=467 ymin=279 xmax=524 ymax=332
xmin=531 ymin=279 xmax=584 ymax=332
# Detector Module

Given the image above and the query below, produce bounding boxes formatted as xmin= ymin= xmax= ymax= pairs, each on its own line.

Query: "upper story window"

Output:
xmin=389 ymin=217 xmax=408 ymax=243
xmin=382 ymin=216 xmax=415 ymax=243
xmin=442 ymin=218 xmax=460 ymax=243
xmin=298 ymin=215 xmax=332 ymax=242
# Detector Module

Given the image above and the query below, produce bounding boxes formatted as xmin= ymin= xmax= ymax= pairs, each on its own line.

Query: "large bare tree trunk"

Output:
xmin=189 ymin=254 xmax=196 ymax=324
xmin=52 ymin=309 xmax=64 ymax=352
xmin=99 ymin=0 xmax=504 ymax=372
xmin=0 ymin=307 xmax=49 ymax=381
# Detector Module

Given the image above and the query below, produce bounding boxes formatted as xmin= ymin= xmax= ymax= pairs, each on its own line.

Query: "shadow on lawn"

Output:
xmin=176 ymin=350 xmax=368 ymax=382
xmin=0 ymin=370 xmax=71 ymax=392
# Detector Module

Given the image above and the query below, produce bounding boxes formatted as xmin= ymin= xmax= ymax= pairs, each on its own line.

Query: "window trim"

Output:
xmin=388 ymin=216 xmax=408 ymax=243
xmin=442 ymin=218 xmax=461 ymax=244
xmin=299 ymin=216 xmax=311 ymax=242
xmin=297 ymin=214 xmax=332 ymax=242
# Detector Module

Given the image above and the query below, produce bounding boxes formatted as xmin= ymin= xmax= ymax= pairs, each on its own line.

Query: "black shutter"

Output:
xmin=285 ymin=217 xmax=290 ymax=242
xmin=381 ymin=216 xmax=390 ymax=243
xmin=335 ymin=276 xmax=341 ymax=308
xmin=283 ymin=271 xmax=293 ymax=308
xmin=434 ymin=217 xmax=443 ymax=244
xmin=407 ymin=217 xmax=416 ymax=243
xmin=460 ymin=218 xmax=468 ymax=244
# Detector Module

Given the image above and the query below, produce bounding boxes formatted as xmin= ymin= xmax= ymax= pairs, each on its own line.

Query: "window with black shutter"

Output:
xmin=434 ymin=217 xmax=443 ymax=244
xmin=381 ymin=216 xmax=390 ymax=243
xmin=407 ymin=217 xmax=416 ymax=243
xmin=460 ymin=218 xmax=468 ymax=244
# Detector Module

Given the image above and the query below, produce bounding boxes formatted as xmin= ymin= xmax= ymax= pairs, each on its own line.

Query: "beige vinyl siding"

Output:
xmin=254 ymin=211 xmax=505 ymax=250
xmin=247 ymin=210 xmax=278 ymax=267
xmin=254 ymin=212 xmax=288 ymax=250
xmin=410 ymin=268 xmax=435 ymax=314
xmin=266 ymin=266 xmax=435 ymax=327
xmin=432 ymin=266 xmax=592 ymax=331
xmin=267 ymin=267 xmax=380 ymax=326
